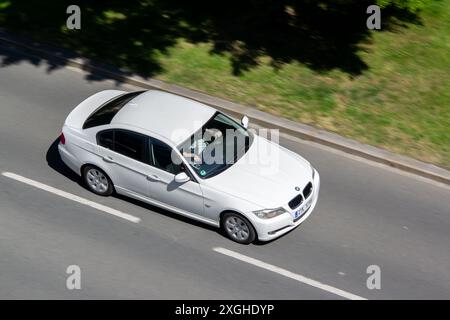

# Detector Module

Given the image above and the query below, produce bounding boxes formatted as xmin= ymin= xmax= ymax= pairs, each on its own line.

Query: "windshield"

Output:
xmin=178 ymin=112 xmax=253 ymax=179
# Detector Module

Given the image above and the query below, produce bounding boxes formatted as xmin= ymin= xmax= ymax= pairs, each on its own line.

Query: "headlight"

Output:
xmin=253 ymin=207 xmax=286 ymax=219
xmin=310 ymin=163 xmax=315 ymax=179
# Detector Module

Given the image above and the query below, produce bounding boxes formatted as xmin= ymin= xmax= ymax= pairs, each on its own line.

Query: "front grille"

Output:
xmin=303 ymin=182 xmax=313 ymax=199
xmin=288 ymin=194 xmax=303 ymax=209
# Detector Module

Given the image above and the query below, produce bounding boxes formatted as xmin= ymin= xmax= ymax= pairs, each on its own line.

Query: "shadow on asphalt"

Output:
xmin=46 ymin=138 xmax=81 ymax=184
xmin=45 ymin=137 xmax=221 ymax=237
xmin=46 ymin=137 xmax=286 ymax=245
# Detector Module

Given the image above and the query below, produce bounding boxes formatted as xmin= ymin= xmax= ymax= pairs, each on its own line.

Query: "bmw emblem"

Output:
xmin=295 ymin=186 xmax=300 ymax=191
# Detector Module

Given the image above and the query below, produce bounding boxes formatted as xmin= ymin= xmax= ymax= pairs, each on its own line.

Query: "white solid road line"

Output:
xmin=1 ymin=172 xmax=141 ymax=223
xmin=213 ymin=247 xmax=367 ymax=300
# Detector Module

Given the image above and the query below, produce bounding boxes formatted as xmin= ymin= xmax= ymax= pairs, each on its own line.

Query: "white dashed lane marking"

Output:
xmin=213 ymin=247 xmax=367 ymax=300
xmin=1 ymin=172 xmax=141 ymax=223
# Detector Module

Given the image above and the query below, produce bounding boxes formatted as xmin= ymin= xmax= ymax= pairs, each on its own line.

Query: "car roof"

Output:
xmin=111 ymin=90 xmax=217 ymax=145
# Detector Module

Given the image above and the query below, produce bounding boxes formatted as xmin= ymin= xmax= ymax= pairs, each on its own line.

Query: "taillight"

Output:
xmin=60 ymin=133 xmax=66 ymax=145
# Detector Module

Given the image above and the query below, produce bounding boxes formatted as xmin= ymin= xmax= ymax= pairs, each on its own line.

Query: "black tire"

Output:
xmin=221 ymin=212 xmax=256 ymax=244
xmin=82 ymin=165 xmax=114 ymax=196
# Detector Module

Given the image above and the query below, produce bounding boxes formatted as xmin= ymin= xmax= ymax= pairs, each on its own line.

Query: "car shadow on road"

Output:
xmin=46 ymin=137 xmax=220 ymax=236
xmin=46 ymin=138 xmax=287 ymax=245
xmin=46 ymin=138 xmax=289 ymax=244
xmin=113 ymin=192 xmax=219 ymax=234
xmin=46 ymin=138 xmax=81 ymax=185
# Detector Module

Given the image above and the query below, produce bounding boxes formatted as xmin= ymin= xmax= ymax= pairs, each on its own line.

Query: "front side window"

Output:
xmin=83 ymin=91 xmax=144 ymax=129
xmin=149 ymin=138 xmax=183 ymax=175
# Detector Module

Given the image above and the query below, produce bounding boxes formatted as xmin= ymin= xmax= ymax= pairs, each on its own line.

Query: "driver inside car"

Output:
xmin=182 ymin=128 xmax=223 ymax=164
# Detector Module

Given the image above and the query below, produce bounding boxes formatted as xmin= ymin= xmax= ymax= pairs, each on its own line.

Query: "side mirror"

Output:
xmin=174 ymin=172 xmax=190 ymax=183
xmin=241 ymin=115 xmax=249 ymax=129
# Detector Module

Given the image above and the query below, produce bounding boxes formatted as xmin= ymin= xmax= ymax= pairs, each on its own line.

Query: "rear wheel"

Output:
xmin=82 ymin=165 xmax=113 ymax=196
xmin=221 ymin=212 xmax=256 ymax=244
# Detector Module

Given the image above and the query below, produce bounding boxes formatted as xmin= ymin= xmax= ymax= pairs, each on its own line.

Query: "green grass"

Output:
xmin=1 ymin=1 xmax=449 ymax=168
xmin=154 ymin=2 xmax=450 ymax=168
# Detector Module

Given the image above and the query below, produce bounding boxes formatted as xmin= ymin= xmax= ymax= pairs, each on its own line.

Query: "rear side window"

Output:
xmin=98 ymin=130 xmax=114 ymax=150
xmin=97 ymin=130 xmax=148 ymax=164
xmin=114 ymin=130 xmax=148 ymax=163
xmin=83 ymin=91 xmax=144 ymax=129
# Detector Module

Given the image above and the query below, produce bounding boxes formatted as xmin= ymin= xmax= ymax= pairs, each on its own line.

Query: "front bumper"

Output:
xmin=252 ymin=169 xmax=320 ymax=241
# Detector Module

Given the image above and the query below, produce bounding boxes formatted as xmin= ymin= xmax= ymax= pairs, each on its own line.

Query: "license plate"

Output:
xmin=293 ymin=198 xmax=312 ymax=219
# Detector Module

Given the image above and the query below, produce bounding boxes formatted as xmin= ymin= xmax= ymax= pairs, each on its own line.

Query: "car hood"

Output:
xmin=206 ymin=135 xmax=313 ymax=209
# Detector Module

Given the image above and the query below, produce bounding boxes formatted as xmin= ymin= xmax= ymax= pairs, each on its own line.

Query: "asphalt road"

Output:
xmin=1 ymin=44 xmax=449 ymax=299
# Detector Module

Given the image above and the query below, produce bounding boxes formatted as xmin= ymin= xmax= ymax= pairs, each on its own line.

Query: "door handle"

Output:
xmin=102 ymin=156 xmax=115 ymax=163
xmin=146 ymin=174 xmax=160 ymax=182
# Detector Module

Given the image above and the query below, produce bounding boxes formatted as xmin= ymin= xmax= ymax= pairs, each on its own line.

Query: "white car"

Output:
xmin=58 ymin=90 xmax=320 ymax=244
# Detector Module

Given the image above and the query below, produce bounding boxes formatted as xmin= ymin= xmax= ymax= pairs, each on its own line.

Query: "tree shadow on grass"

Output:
xmin=0 ymin=0 xmax=423 ymax=81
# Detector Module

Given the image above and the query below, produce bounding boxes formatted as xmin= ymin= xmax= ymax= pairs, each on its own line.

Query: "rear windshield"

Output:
xmin=83 ymin=91 xmax=144 ymax=129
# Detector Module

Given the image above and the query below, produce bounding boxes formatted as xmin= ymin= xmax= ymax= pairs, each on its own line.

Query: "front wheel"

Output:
xmin=82 ymin=165 xmax=113 ymax=196
xmin=221 ymin=212 xmax=256 ymax=244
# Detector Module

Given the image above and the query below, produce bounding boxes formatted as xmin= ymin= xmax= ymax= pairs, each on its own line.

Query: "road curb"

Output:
xmin=1 ymin=31 xmax=448 ymax=185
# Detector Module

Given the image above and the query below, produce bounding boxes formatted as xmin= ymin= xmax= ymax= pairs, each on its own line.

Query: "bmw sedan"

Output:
xmin=58 ymin=89 xmax=320 ymax=244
